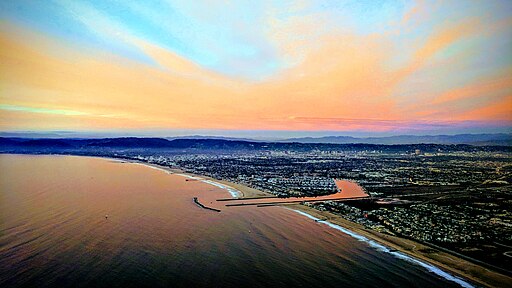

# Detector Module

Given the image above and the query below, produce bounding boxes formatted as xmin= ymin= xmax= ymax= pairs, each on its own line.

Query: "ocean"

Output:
xmin=0 ymin=155 xmax=473 ymax=287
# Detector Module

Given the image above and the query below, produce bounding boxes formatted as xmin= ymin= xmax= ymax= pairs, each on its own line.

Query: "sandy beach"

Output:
xmin=118 ymin=159 xmax=271 ymax=198
xmin=124 ymin=159 xmax=511 ymax=287
xmin=291 ymin=204 xmax=511 ymax=288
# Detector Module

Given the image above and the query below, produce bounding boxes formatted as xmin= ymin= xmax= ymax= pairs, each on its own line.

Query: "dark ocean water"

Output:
xmin=0 ymin=155 xmax=473 ymax=287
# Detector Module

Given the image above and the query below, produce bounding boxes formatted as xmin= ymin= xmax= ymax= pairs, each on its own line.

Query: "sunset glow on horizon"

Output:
xmin=1 ymin=0 xmax=511 ymax=135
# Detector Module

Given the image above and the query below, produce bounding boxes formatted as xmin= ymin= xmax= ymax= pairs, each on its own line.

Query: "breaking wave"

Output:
xmin=291 ymin=209 xmax=474 ymax=288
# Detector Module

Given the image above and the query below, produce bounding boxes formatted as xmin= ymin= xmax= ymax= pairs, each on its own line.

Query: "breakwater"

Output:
xmin=193 ymin=197 xmax=221 ymax=212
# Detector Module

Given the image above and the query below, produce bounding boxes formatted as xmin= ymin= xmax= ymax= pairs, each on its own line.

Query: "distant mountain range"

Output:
xmin=1 ymin=132 xmax=510 ymax=145
xmin=280 ymin=133 xmax=512 ymax=146
xmin=165 ymin=135 xmax=262 ymax=142
xmin=1 ymin=136 xmax=510 ymax=154
xmin=0 ymin=137 xmax=271 ymax=150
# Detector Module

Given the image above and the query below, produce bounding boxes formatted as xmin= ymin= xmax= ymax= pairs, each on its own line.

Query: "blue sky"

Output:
xmin=1 ymin=0 xmax=511 ymax=136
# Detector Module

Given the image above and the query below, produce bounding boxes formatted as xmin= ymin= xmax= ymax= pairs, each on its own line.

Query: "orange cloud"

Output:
xmin=1 ymin=12 xmax=510 ymax=133
xmin=454 ymin=95 xmax=512 ymax=121
xmin=431 ymin=74 xmax=512 ymax=105
xmin=1 ymin=22 xmax=400 ymax=131
xmin=393 ymin=18 xmax=480 ymax=85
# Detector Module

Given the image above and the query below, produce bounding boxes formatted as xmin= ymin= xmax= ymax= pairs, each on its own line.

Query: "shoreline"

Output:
xmin=99 ymin=157 xmax=512 ymax=287
xmin=289 ymin=207 xmax=474 ymax=288
xmin=121 ymin=159 xmax=511 ymax=287
xmin=286 ymin=204 xmax=511 ymax=288
xmin=116 ymin=158 xmax=273 ymax=199
xmin=5 ymin=154 xmax=510 ymax=287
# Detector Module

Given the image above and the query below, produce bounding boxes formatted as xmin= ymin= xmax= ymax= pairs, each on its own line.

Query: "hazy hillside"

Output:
xmin=282 ymin=133 xmax=512 ymax=146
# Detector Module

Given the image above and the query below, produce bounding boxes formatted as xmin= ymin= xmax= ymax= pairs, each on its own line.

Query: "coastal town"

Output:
xmin=78 ymin=143 xmax=510 ymax=274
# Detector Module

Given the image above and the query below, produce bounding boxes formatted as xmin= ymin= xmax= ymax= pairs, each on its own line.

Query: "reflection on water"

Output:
xmin=222 ymin=179 xmax=369 ymax=207
xmin=335 ymin=179 xmax=369 ymax=198
xmin=0 ymin=155 xmax=469 ymax=287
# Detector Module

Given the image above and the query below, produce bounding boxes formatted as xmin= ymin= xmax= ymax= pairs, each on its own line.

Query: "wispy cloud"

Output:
xmin=0 ymin=104 xmax=89 ymax=116
xmin=0 ymin=0 xmax=511 ymax=133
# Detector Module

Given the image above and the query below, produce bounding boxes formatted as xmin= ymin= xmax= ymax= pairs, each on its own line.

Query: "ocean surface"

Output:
xmin=0 ymin=155 xmax=473 ymax=287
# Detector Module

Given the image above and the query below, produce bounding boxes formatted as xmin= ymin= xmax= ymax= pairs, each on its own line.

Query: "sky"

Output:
xmin=1 ymin=0 xmax=511 ymax=137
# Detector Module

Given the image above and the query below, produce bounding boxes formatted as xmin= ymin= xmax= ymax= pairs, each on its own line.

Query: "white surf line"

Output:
xmin=175 ymin=173 xmax=201 ymax=180
xmin=199 ymin=179 xmax=241 ymax=198
xmin=122 ymin=161 xmax=239 ymax=198
xmin=126 ymin=162 xmax=242 ymax=198
xmin=127 ymin=162 xmax=174 ymax=174
xmin=174 ymin=173 xmax=241 ymax=198
xmin=290 ymin=209 xmax=474 ymax=288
